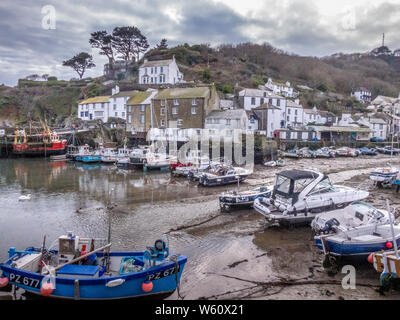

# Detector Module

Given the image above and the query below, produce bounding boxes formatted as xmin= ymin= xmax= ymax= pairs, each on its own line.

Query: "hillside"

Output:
xmin=2 ymin=42 xmax=400 ymax=126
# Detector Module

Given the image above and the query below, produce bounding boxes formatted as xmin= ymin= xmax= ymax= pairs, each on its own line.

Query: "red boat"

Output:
xmin=12 ymin=129 xmax=67 ymax=157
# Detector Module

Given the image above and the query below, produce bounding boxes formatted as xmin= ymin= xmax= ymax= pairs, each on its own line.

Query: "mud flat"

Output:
xmin=163 ymin=155 xmax=400 ymax=300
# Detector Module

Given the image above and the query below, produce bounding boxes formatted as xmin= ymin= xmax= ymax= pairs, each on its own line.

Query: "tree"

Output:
xmin=89 ymin=30 xmax=115 ymax=64
xmin=157 ymin=39 xmax=168 ymax=50
xmin=112 ymin=26 xmax=149 ymax=62
xmin=62 ymin=52 xmax=95 ymax=79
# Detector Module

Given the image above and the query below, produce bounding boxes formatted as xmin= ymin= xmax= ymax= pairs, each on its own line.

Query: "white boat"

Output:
xmin=311 ymin=201 xmax=392 ymax=234
xmin=143 ymin=153 xmax=172 ymax=171
xmin=198 ymin=166 xmax=252 ymax=187
xmin=100 ymin=148 xmax=118 ymax=163
xmin=253 ymin=169 xmax=369 ymax=226
xmin=264 ymin=160 xmax=285 ymax=167
xmin=370 ymin=167 xmax=399 ymax=184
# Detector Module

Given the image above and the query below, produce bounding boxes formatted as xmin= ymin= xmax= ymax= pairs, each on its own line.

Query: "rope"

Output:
xmin=169 ymin=254 xmax=184 ymax=300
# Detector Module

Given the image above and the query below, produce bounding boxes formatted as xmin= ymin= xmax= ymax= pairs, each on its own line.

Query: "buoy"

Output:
xmin=40 ymin=281 xmax=54 ymax=296
xmin=0 ymin=277 xmax=9 ymax=287
xmin=367 ymin=253 xmax=374 ymax=264
xmin=386 ymin=242 xmax=393 ymax=249
xmin=142 ymin=281 xmax=153 ymax=293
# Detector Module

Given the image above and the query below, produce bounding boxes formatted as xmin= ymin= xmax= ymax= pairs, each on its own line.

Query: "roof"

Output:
xmin=220 ymin=99 xmax=234 ymax=109
xmin=254 ymin=103 xmax=280 ymax=110
xmin=79 ymin=96 xmax=110 ymax=104
xmin=140 ymin=59 xmax=173 ymax=68
xmin=111 ymin=90 xmax=137 ymax=98
xmin=239 ymin=89 xmax=281 ymax=99
xmin=369 ymin=118 xmax=386 ymax=124
xmin=309 ymin=125 xmax=372 ymax=133
xmin=277 ymin=170 xmax=320 ymax=181
xmin=286 ymin=100 xmax=303 ymax=108
xmin=127 ymin=91 xmax=153 ymax=105
xmin=206 ymin=109 xmax=247 ymax=120
xmin=372 ymin=95 xmax=397 ymax=105
xmin=303 ymin=108 xmax=318 ymax=114
xmin=154 ymin=87 xmax=210 ymax=99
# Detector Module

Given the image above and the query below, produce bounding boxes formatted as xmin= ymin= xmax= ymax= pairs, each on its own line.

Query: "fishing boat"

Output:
xmin=264 ymin=159 xmax=285 ymax=167
xmin=143 ymin=153 xmax=172 ymax=172
xmin=253 ymin=169 xmax=369 ymax=226
xmin=198 ymin=166 xmax=252 ymax=187
xmin=376 ymin=146 xmax=400 ymax=155
xmin=219 ymin=186 xmax=273 ymax=212
xmin=12 ymin=129 xmax=67 ymax=157
xmin=100 ymin=148 xmax=118 ymax=164
xmin=370 ymin=167 xmax=399 ymax=184
xmin=0 ymin=232 xmax=187 ymax=300
xmin=81 ymin=155 xmax=102 ymax=163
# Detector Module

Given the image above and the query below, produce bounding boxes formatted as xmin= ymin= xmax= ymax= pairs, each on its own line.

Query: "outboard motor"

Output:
xmin=319 ymin=218 xmax=340 ymax=234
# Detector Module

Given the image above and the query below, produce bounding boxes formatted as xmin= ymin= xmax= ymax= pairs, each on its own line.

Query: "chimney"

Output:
xmin=172 ymin=55 xmax=176 ymax=61
xmin=112 ymin=85 xmax=120 ymax=95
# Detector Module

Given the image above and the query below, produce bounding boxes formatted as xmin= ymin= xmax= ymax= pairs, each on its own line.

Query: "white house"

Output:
xmin=138 ymin=55 xmax=184 ymax=85
xmin=238 ymin=89 xmax=286 ymax=112
xmin=351 ymin=87 xmax=372 ymax=104
xmin=265 ymin=78 xmax=298 ymax=98
xmin=78 ymin=96 xmax=110 ymax=122
xmin=109 ymin=86 xmax=137 ymax=120
xmin=285 ymin=99 xmax=303 ymax=129
xmin=357 ymin=116 xmax=388 ymax=140
xmin=252 ymin=104 xmax=283 ymax=138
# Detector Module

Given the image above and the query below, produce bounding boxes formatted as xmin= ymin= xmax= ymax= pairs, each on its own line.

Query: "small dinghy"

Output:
xmin=370 ymin=167 xmax=399 ymax=184
xmin=0 ymin=232 xmax=187 ymax=300
xmin=253 ymin=169 xmax=369 ymax=226
xmin=264 ymin=160 xmax=285 ymax=167
xmin=219 ymin=186 xmax=273 ymax=212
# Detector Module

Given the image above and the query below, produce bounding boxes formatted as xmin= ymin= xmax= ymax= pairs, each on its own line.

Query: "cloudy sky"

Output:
xmin=0 ymin=0 xmax=399 ymax=86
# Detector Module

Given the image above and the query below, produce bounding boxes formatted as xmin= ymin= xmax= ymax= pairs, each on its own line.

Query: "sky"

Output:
xmin=0 ymin=0 xmax=399 ymax=86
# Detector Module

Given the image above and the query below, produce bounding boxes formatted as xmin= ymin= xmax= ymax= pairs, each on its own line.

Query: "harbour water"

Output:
xmin=2 ymin=156 xmax=400 ymax=300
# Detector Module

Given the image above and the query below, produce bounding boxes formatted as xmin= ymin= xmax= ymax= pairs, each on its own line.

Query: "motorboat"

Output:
xmin=358 ymin=147 xmax=377 ymax=156
xmin=0 ymin=232 xmax=187 ymax=300
xmin=219 ymin=186 xmax=273 ymax=212
xmin=198 ymin=166 xmax=252 ymax=187
xmin=253 ymin=169 xmax=369 ymax=226
xmin=264 ymin=160 xmax=285 ymax=167
xmin=311 ymin=201 xmax=392 ymax=234
xmin=376 ymin=146 xmax=400 ymax=155
xmin=370 ymin=167 xmax=399 ymax=184
xmin=100 ymin=148 xmax=118 ymax=163
xmin=143 ymin=153 xmax=172 ymax=172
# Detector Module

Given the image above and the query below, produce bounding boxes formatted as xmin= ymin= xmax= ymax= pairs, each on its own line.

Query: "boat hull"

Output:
xmin=0 ymin=252 xmax=187 ymax=300
xmin=315 ymin=237 xmax=400 ymax=258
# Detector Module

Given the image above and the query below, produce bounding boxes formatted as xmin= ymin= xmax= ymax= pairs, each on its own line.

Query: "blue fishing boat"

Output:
xmin=81 ymin=155 xmax=102 ymax=163
xmin=0 ymin=233 xmax=187 ymax=300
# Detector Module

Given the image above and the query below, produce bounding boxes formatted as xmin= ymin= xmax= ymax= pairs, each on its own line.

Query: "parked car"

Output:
xmin=371 ymin=137 xmax=385 ymax=142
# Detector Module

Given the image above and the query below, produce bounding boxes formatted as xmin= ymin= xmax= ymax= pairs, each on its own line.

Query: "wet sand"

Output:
xmin=163 ymin=155 xmax=400 ymax=300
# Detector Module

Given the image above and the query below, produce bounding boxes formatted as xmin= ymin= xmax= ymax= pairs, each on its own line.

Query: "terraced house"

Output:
xmin=151 ymin=87 xmax=219 ymax=129
xmin=110 ymin=86 xmax=136 ymax=121
xmin=126 ymin=89 xmax=158 ymax=134
xmin=78 ymin=96 xmax=110 ymax=122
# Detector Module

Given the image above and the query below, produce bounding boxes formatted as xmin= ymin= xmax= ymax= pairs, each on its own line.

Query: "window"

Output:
xmin=128 ymin=115 xmax=132 ymax=123
xmin=287 ymin=116 xmax=290 ymax=121
xmin=151 ymin=67 xmax=153 ymax=74
xmin=140 ymin=114 xmax=145 ymax=123
xmin=128 ymin=106 xmax=131 ymax=112
xmin=277 ymin=99 xmax=280 ymax=107
xmin=95 ymin=111 xmax=103 ymax=117
xmin=124 ymin=104 xmax=126 ymax=110
xmin=172 ymin=107 xmax=178 ymax=114
xmin=159 ymin=75 xmax=165 ymax=83
xmin=214 ymin=119 xmax=220 ymax=124
xmin=101 ymin=103 xmax=105 ymax=109
xmin=113 ymin=104 xmax=116 ymax=110
xmin=174 ymin=99 xmax=179 ymax=105
xmin=177 ymin=119 xmax=183 ymax=126
xmin=160 ymin=108 xmax=165 ymax=115
xmin=161 ymin=119 xmax=166 ymax=126
xmin=288 ymin=109 xmax=291 ymax=114
xmin=160 ymin=66 xmax=164 ymax=73
xmin=115 ymin=112 xmax=118 ymax=117
xmin=141 ymin=105 xmax=145 ymax=112
xmin=85 ymin=111 xmax=88 ymax=117
xmin=295 ymin=117 xmax=297 ymax=123
xmin=310 ymin=178 xmax=335 ymax=195
xmin=154 ymin=67 xmax=157 ymax=73
xmin=122 ymin=112 xmax=125 ymax=118
xmin=260 ymin=98 xmax=264 ymax=105
xmin=161 ymin=100 xmax=165 ymax=106
xmin=191 ymin=106 xmax=197 ymax=115
xmin=295 ymin=109 xmax=297 ymax=115
xmin=226 ymin=119 xmax=231 ymax=125
xmin=251 ymin=97 xmax=256 ymax=105
xmin=192 ymin=98 xmax=197 ymax=105
xmin=80 ymin=112 xmax=84 ymax=117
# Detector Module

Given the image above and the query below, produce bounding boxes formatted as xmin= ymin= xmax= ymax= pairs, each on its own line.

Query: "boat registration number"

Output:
xmin=9 ymin=273 xmax=40 ymax=288
xmin=146 ymin=266 xmax=180 ymax=281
